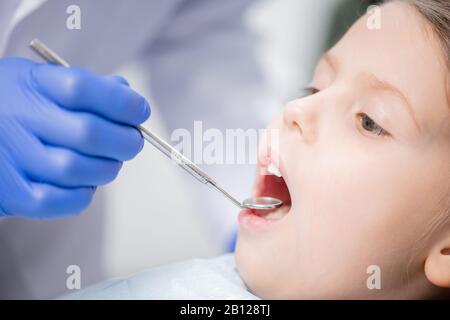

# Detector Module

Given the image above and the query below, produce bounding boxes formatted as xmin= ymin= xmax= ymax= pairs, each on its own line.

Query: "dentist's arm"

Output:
xmin=0 ymin=57 xmax=150 ymax=218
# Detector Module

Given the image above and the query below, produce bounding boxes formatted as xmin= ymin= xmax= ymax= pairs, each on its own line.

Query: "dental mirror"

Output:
xmin=242 ymin=197 xmax=283 ymax=210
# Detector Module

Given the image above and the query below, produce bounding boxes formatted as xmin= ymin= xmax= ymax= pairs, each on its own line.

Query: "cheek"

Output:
xmin=287 ymin=142 xmax=427 ymax=284
xmin=295 ymin=144 xmax=418 ymax=243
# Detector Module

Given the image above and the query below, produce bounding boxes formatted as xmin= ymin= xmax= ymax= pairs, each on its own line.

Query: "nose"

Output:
xmin=283 ymin=99 xmax=318 ymax=144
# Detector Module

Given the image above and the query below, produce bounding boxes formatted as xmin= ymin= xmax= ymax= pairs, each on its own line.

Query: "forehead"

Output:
xmin=328 ymin=2 xmax=449 ymax=135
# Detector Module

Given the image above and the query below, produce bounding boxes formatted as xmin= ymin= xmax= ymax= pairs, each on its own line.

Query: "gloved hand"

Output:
xmin=0 ymin=57 xmax=150 ymax=218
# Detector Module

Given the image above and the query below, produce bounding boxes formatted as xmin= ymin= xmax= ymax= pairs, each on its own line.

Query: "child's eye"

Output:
xmin=301 ymin=86 xmax=320 ymax=97
xmin=357 ymin=113 xmax=389 ymax=137
xmin=299 ymin=88 xmax=390 ymax=138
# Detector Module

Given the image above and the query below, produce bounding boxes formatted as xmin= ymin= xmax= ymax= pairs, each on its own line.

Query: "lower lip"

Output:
xmin=238 ymin=208 xmax=279 ymax=231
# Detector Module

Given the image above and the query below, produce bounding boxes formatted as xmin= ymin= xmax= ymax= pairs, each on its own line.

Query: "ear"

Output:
xmin=424 ymin=232 xmax=450 ymax=288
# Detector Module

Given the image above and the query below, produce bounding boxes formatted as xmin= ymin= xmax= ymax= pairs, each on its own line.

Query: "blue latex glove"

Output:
xmin=0 ymin=57 xmax=150 ymax=218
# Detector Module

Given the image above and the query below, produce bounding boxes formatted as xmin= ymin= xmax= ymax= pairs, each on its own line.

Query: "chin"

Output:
xmin=235 ymin=237 xmax=292 ymax=299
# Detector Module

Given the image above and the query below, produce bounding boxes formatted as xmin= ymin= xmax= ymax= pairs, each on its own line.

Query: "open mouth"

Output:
xmin=239 ymin=160 xmax=292 ymax=227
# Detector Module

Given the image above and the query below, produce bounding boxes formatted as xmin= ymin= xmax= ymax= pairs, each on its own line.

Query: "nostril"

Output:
xmin=293 ymin=120 xmax=303 ymax=135
xmin=283 ymin=104 xmax=303 ymax=131
xmin=441 ymin=248 xmax=450 ymax=255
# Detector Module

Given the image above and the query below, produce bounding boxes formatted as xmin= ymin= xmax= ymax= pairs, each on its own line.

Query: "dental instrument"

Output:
xmin=29 ymin=38 xmax=283 ymax=211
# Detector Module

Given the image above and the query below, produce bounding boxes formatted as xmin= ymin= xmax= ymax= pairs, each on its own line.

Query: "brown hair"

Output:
xmin=408 ymin=0 xmax=450 ymax=65
xmin=394 ymin=0 xmax=450 ymax=99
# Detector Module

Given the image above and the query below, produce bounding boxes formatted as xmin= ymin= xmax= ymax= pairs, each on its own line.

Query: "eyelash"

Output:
xmin=301 ymin=86 xmax=320 ymax=97
xmin=300 ymin=86 xmax=390 ymax=137
xmin=356 ymin=113 xmax=389 ymax=137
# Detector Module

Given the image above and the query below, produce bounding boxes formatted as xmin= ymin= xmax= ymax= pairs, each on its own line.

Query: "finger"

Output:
xmin=30 ymin=64 xmax=151 ymax=126
xmin=12 ymin=132 xmax=123 ymax=187
xmin=38 ymin=146 xmax=123 ymax=187
xmin=108 ymin=75 xmax=130 ymax=86
xmin=25 ymin=183 xmax=96 ymax=219
xmin=25 ymin=107 xmax=144 ymax=161
xmin=0 ymin=155 xmax=94 ymax=218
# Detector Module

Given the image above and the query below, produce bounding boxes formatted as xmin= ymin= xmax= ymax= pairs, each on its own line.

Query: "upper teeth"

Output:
xmin=267 ymin=162 xmax=282 ymax=177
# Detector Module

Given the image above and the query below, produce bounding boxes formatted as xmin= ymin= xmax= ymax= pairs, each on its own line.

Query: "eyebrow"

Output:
xmin=320 ymin=53 xmax=422 ymax=134
xmin=363 ymin=73 xmax=421 ymax=134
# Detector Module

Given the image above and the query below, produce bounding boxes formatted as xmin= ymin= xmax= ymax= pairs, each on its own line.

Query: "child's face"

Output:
xmin=236 ymin=2 xmax=450 ymax=299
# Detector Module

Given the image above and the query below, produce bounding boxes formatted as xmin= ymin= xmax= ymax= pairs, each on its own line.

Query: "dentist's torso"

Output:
xmin=2 ymin=0 xmax=181 ymax=71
